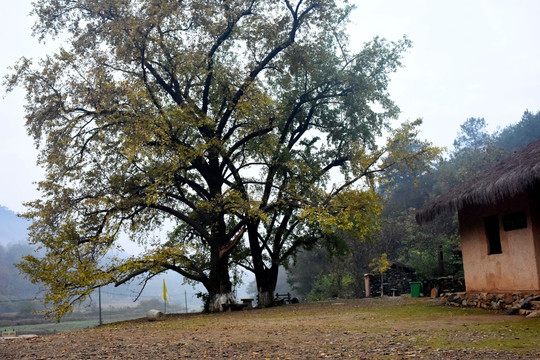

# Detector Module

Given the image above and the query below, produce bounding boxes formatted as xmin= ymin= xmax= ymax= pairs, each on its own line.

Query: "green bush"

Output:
xmin=307 ymin=272 xmax=357 ymax=301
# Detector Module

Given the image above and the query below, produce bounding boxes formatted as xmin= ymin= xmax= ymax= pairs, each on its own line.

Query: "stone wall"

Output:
xmin=441 ymin=291 xmax=540 ymax=316
xmin=366 ymin=262 xmax=417 ymax=297
xmin=423 ymin=276 xmax=465 ymax=297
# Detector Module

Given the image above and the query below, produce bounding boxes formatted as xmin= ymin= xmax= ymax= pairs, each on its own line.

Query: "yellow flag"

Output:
xmin=162 ymin=279 xmax=168 ymax=302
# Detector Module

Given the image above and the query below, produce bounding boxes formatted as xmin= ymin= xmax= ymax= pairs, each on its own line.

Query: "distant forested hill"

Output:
xmin=0 ymin=206 xmax=30 ymax=246
xmin=0 ymin=206 xmax=39 ymax=308
xmin=0 ymin=205 xmax=206 ymax=312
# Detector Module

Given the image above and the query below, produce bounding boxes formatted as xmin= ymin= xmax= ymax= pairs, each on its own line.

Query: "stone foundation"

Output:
xmin=440 ymin=291 xmax=540 ymax=316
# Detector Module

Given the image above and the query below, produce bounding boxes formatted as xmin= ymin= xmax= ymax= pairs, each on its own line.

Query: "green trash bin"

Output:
xmin=409 ymin=281 xmax=422 ymax=297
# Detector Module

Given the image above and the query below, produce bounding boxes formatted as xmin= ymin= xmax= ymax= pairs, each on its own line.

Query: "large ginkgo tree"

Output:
xmin=8 ymin=0 xmax=438 ymax=317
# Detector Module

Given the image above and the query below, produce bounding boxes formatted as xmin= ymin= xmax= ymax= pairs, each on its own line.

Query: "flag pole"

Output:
xmin=162 ymin=279 xmax=168 ymax=314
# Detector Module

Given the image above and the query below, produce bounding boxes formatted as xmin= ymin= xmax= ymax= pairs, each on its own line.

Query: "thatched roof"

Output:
xmin=416 ymin=139 xmax=540 ymax=224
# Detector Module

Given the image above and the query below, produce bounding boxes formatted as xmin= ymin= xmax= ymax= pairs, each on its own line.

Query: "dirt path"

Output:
xmin=1 ymin=297 xmax=539 ymax=359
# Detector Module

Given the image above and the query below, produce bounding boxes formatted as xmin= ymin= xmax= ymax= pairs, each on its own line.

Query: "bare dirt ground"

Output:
xmin=1 ymin=297 xmax=539 ymax=359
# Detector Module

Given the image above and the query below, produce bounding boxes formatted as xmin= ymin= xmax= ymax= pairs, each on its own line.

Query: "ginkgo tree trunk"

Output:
xmin=9 ymin=0 xmax=438 ymax=318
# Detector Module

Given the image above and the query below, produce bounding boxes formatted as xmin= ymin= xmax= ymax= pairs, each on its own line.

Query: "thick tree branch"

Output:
xmin=216 ymin=1 xmax=318 ymax=137
xmin=144 ymin=61 xmax=182 ymax=104
xmin=219 ymin=226 xmax=246 ymax=259
xmin=149 ymin=203 xmax=209 ymax=238
xmin=202 ymin=2 xmax=255 ymax=114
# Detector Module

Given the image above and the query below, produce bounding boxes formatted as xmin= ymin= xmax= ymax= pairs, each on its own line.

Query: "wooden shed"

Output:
xmin=416 ymin=139 xmax=540 ymax=293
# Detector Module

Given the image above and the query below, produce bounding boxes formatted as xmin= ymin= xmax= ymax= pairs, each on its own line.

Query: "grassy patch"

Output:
xmin=4 ymin=297 xmax=538 ymax=357
xmin=306 ymin=298 xmax=540 ymax=354
xmin=363 ymin=301 xmax=540 ymax=353
xmin=423 ymin=319 xmax=540 ymax=352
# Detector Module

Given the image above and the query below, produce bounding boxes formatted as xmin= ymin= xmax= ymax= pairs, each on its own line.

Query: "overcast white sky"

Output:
xmin=1 ymin=1 xmax=539 ymax=214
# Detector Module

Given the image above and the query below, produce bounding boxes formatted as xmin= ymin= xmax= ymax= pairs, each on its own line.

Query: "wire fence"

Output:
xmin=0 ymin=287 xmax=204 ymax=333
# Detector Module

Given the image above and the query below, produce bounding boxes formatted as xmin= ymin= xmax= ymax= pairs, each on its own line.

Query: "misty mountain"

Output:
xmin=0 ymin=206 xmax=30 ymax=246
xmin=0 ymin=205 xmax=204 ymax=311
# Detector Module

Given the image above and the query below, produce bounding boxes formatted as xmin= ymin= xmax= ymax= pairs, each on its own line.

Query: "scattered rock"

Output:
xmin=519 ymin=309 xmax=533 ymax=316
xmin=505 ymin=308 xmax=519 ymax=315
xmin=518 ymin=296 xmax=534 ymax=309
xmin=531 ymin=300 xmax=540 ymax=310
xmin=146 ymin=309 xmax=165 ymax=321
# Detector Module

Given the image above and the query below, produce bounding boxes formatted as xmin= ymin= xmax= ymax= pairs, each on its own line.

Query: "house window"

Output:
xmin=485 ymin=215 xmax=502 ymax=255
xmin=502 ymin=211 xmax=527 ymax=231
